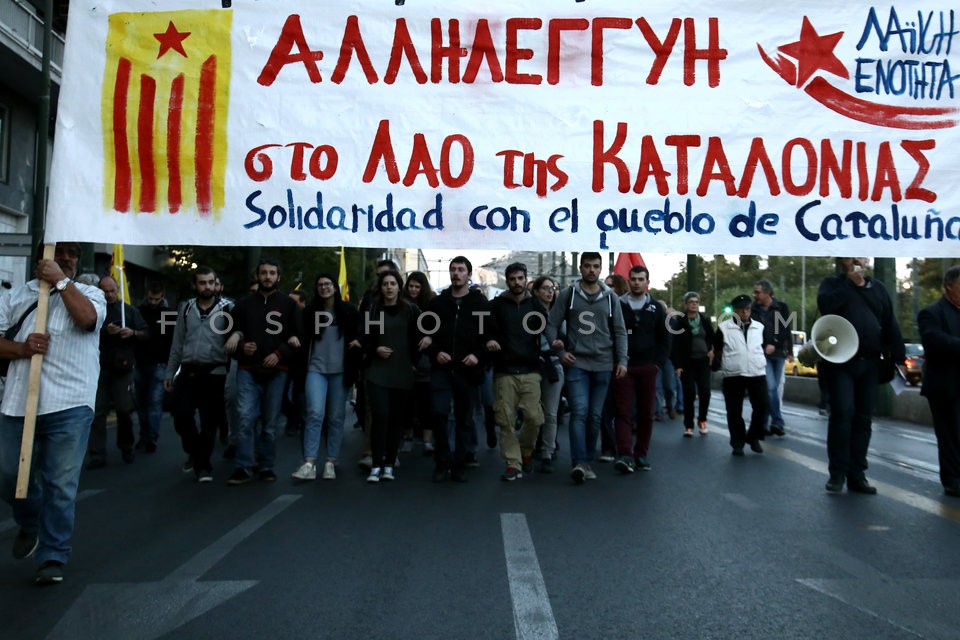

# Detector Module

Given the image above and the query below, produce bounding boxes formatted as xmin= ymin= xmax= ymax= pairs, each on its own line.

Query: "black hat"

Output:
xmin=730 ymin=294 xmax=752 ymax=309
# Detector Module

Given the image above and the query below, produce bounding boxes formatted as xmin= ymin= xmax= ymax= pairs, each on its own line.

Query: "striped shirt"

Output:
xmin=0 ymin=280 xmax=106 ymax=416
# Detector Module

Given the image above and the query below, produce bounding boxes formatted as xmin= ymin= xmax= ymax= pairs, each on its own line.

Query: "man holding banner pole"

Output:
xmin=0 ymin=242 xmax=105 ymax=585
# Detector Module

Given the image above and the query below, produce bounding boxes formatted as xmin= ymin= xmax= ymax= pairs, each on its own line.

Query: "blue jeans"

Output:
xmin=765 ymin=356 xmax=786 ymax=428
xmin=135 ymin=363 xmax=166 ymax=443
xmin=564 ymin=367 xmax=612 ymax=466
xmin=235 ymin=369 xmax=288 ymax=472
xmin=0 ymin=406 xmax=93 ymax=565
xmin=431 ymin=369 xmax=480 ymax=470
xmin=655 ymin=359 xmax=677 ymax=416
xmin=303 ymin=371 xmax=346 ymax=462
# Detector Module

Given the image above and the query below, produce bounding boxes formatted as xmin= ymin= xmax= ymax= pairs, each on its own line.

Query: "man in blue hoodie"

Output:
xmin=546 ymin=252 xmax=627 ymax=484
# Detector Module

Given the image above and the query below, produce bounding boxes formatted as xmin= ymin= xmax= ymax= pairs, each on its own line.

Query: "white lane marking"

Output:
xmin=168 ymin=493 xmax=301 ymax=580
xmin=501 ymin=513 xmax=559 ymax=640
xmin=721 ymin=492 xmax=759 ymax=511
xmin=0 ymin=489 xmax=104 ymax=534
xmin=765 ymin=444 xmax=960 ymax=523
xmin=46 ymin=495 xmax=301 ymax=640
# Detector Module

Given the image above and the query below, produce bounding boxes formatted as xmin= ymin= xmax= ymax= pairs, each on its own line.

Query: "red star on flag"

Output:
xmin=777 ymin=17 xmax=848 ymax=87
xmin=154 ymin=21 xmax=191 ymax=59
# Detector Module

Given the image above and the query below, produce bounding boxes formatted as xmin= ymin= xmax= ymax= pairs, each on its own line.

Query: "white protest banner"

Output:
xmin=46 ymin=1 xmax=960 ymax=256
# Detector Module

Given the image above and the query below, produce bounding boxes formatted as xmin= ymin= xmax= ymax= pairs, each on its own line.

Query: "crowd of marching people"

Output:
xmin=67 ymin=251 xmax=807 ymax=487
xmin=5 ymin=243 xmax=960 ymax=587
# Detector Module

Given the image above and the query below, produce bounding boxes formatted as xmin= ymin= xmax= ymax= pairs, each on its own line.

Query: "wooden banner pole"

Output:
xmin=15 ymin=243 xmax=55 ymax=499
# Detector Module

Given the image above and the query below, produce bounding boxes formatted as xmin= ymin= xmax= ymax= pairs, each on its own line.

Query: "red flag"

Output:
xmin=613 ymin=253 xmax=646 ymax=279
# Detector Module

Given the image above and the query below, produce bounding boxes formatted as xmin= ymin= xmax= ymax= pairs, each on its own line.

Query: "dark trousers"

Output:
xmin=599 ymin=383 xmax=617 ymax=454
xmin=171 ymin=371 xmax=226 ymax=474
xmin=721 ymin=375 xmax=768 ymax=448
xmin=680 ymin=358 xmax=712 ymax=428
xmin=927 ymin=395 xmax=960 ymax=489
xmin=89 ymin=369 xmax=136 ymax=462
xmin=823 ymin=358 xmax=878 ymax=481
xmin=613 ymin=363 xmax=658 ymax=458
xmin=431 ymin=369 xmax=479 ymax=471
xmin=367 ymin=380 xmax=409 ymax=468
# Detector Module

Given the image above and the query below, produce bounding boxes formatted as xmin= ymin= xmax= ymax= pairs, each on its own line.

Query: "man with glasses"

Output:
xmin=670 ymin=292 xmax=716 ymax=437
xmin=546 ymin=252 xmax=627 ymax=484
xmin=0 ymin=242 xmax=106 ymax=585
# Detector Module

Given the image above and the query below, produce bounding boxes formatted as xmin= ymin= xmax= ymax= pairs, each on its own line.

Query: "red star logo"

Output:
xmin=154 ymin=21 xmax=191 ymax=59
xmin=777 ymin=17 xmax=848 ymax=87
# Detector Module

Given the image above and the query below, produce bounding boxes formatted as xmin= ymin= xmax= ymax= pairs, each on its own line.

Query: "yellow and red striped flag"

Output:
xmin=338 ymin=247 xmax=350 ymax=302
xmin=101 ymin=10 xmax=232 ymax=217
xmin=110 ymin=243 xmax=131 ymax=306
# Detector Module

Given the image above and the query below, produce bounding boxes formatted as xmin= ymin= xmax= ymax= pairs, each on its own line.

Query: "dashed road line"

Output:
xmin=501 ymin=513 xmax=559 ymax=640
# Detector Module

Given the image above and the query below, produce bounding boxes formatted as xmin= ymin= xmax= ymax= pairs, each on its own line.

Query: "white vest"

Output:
xmin=719 ymin=318 xmax=766 ymax=378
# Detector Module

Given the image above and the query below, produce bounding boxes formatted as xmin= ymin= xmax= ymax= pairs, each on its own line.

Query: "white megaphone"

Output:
xmin=797 ymin=314 xmax=859 ymax=366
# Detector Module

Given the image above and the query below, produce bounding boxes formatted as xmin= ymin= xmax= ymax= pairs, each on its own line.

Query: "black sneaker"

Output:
xmin=144 ymin=440 xmax=157 ymax=453
xmin=464 ymin=453 xmax=480 ymax=468
xmin=12 ymin=529 xmax=38 ymax=560
xmin=35 ymin=560 xmax=64 ymax=585
xmin=539 ymin=458 xmax=554 ymax=474
xmin=226 ymin=468 xmax=253 ymax=486
xmin=122 ymin=450 xmax=135 ymax=464
xmin=825 ymin=474 xmax=845 ymax=493
xmin=258 ymin=469 xmax=278 ymax=482
xmin=521 ymin=456 xmax=534 ymax=475
xmin=614 ymin=456 xmax=636 ymax=474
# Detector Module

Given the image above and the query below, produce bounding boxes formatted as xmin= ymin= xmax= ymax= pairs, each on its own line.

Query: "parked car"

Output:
xmin=903 ymin=343 xmax=924 ymax=386
xmin=786 ymin=355 xmax=818 ymax=377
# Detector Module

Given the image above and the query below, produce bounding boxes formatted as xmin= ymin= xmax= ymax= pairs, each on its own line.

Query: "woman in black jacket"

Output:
xmin=361 ymin=270 xmax=428 ymax=482
xmin=670 ymin=291 xmax=716 ymax=437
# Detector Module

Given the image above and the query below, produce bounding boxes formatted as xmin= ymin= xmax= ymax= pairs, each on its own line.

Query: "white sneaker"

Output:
xmin=292 ymin=462 xmax=317 ymax=481
xmin=367 ymin=467 xmax=381 ymax=483
xmin=321 ymin=461 xmax=336 ymax=480
xmin=381 ymin=466 xmax=395 ymax=481
xmin=583 ymin=465 xmax=597 ymax=480
xmin=358 ymin=454 xmax=373 ymax=469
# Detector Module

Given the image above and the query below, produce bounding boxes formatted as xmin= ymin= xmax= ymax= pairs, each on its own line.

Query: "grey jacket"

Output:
xmin=165 ymin=297 xmax=233 ymax=380
xmin=546 ymin=280 xmax=627 ymax=372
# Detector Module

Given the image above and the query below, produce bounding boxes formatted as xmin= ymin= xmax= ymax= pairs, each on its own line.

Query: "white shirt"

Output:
xmin=0 ymin=280 xmax=106 ymax=416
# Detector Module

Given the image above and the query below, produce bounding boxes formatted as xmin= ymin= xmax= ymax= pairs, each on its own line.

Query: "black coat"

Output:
xmin=918 ymin=296 xmax=960 ymax=399
xmin=670 ymin=312 xmax=715 ymax=370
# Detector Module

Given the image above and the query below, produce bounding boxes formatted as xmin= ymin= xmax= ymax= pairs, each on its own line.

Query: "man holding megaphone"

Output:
xmin=817 ymin=257 xmax=905 ymax=495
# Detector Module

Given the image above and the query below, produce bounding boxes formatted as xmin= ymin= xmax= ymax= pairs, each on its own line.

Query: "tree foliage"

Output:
xmin=158 ymin=245 xmax=382 ymax=305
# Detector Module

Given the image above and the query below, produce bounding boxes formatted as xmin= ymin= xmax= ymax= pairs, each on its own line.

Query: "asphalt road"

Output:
xmin=2 ymin=393 xmax=959 ymax=640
